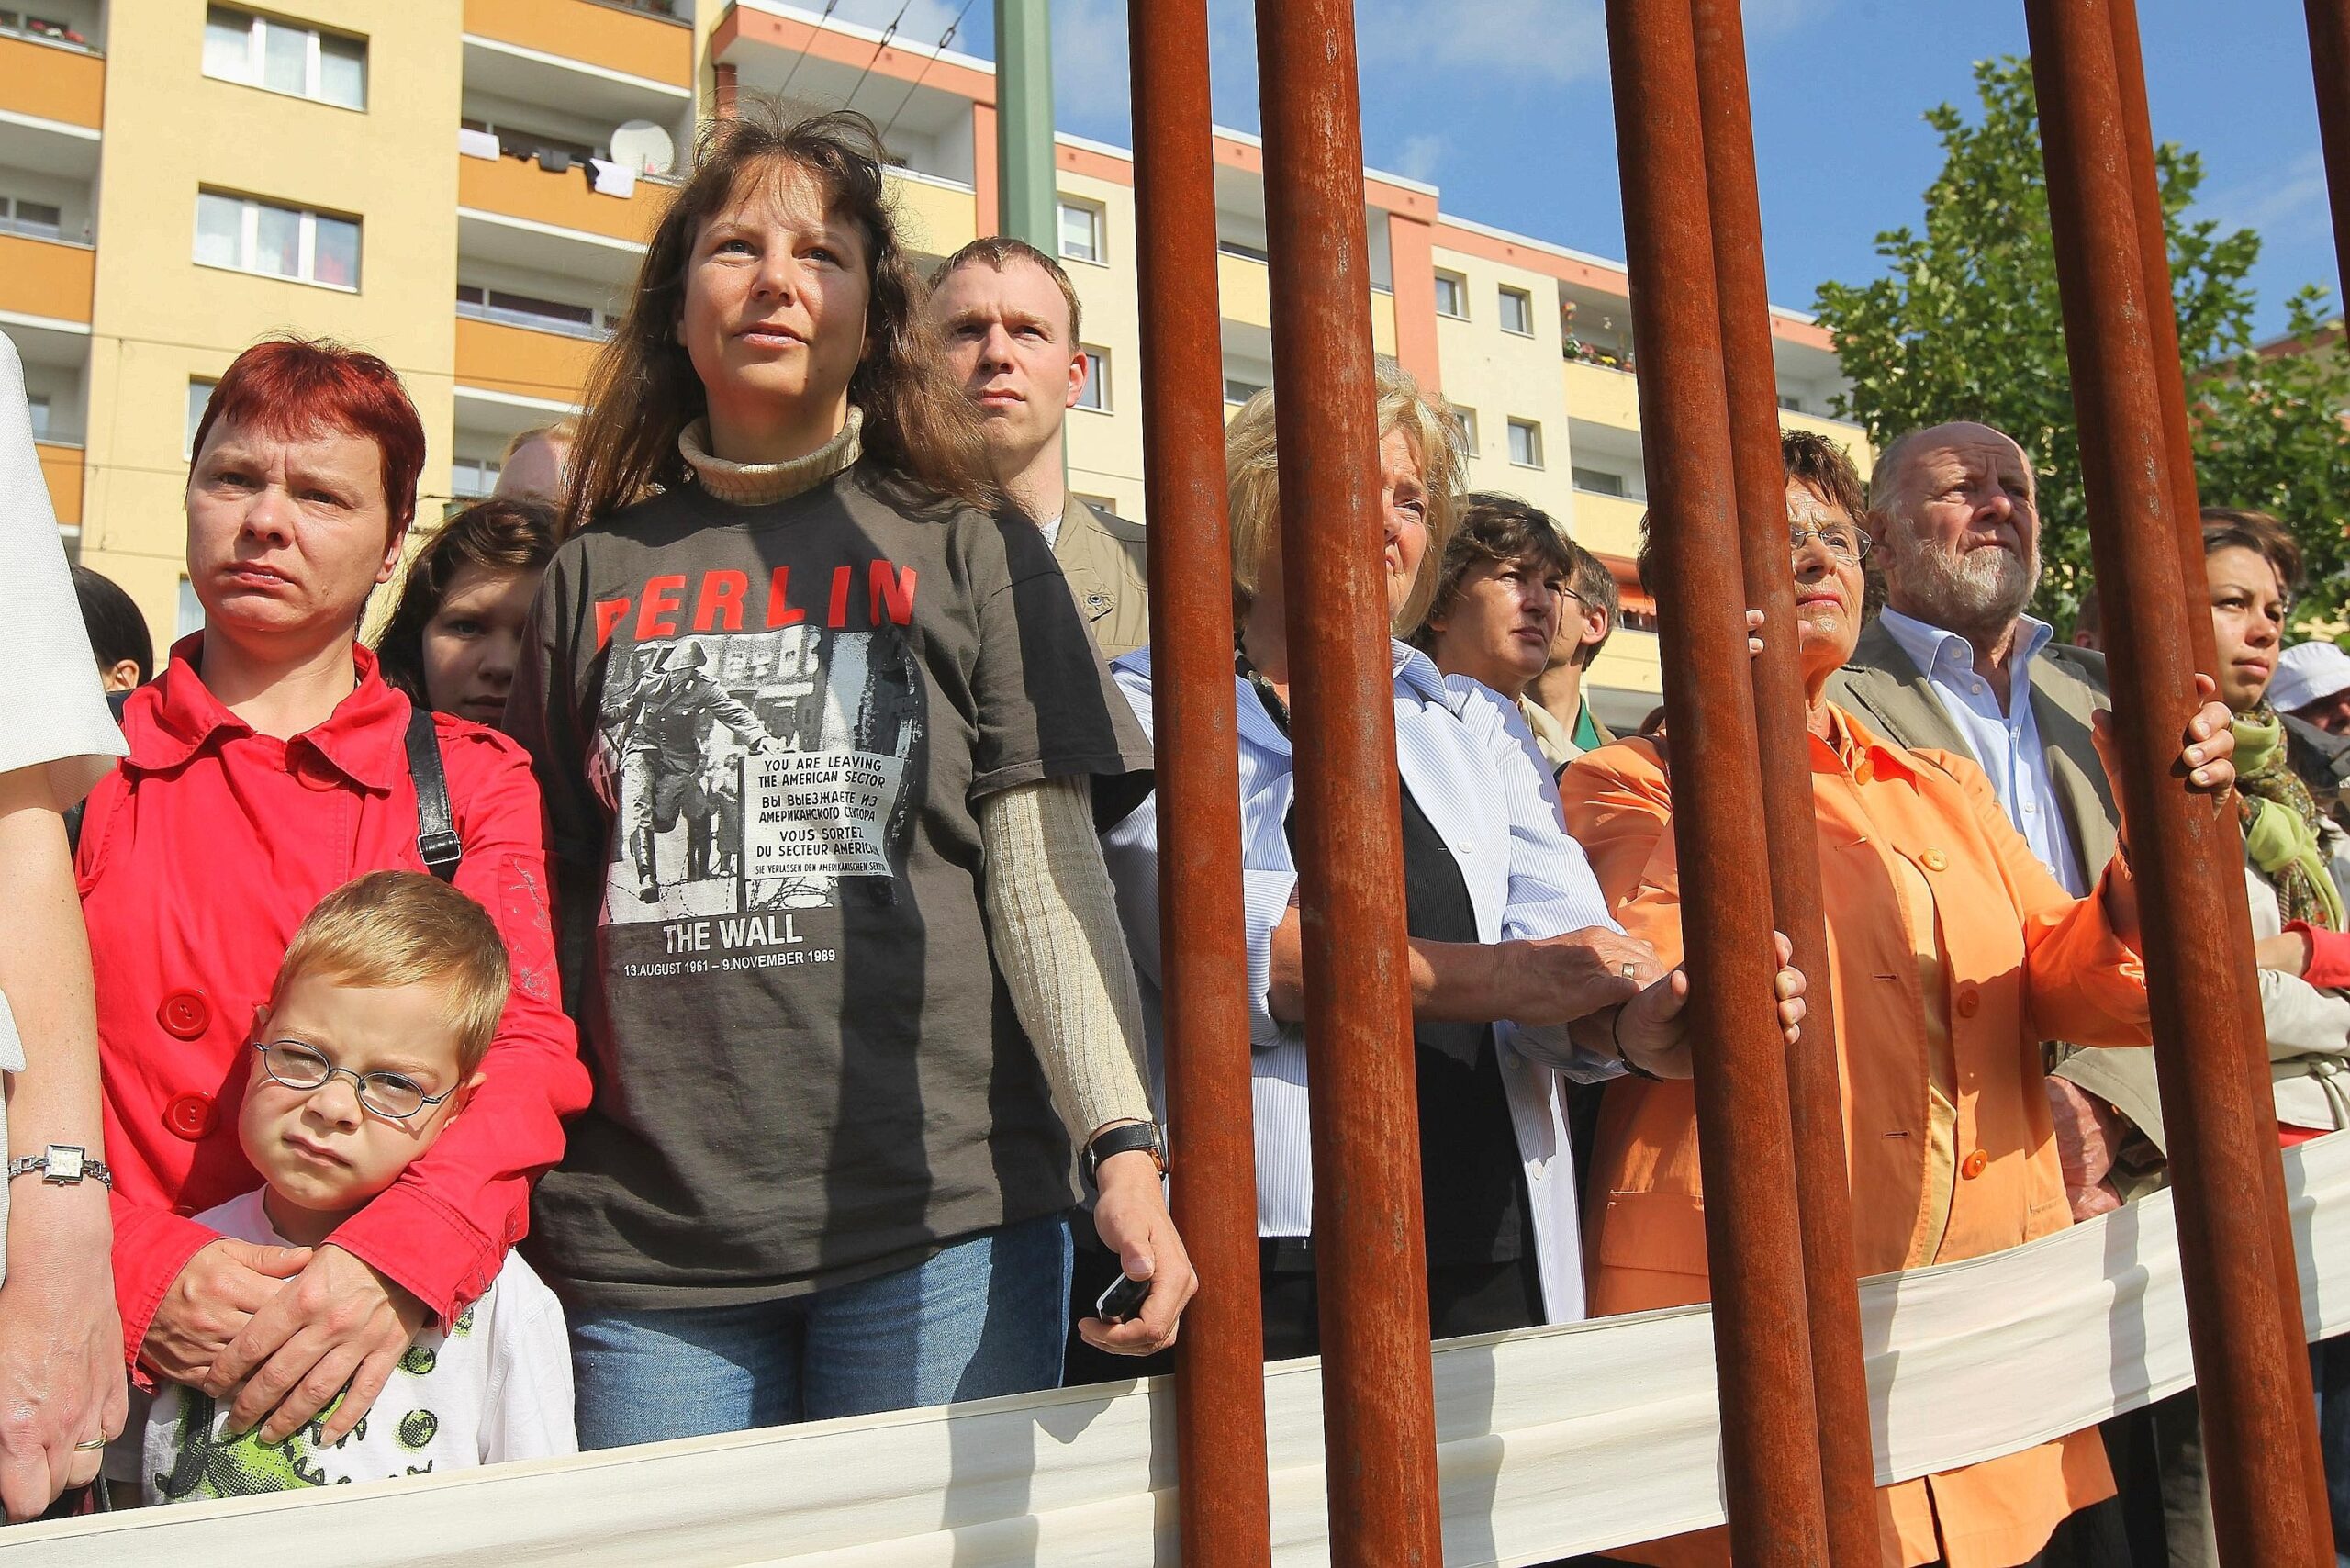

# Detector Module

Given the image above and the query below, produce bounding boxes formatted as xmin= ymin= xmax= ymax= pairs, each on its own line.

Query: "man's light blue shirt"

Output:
xmin=1876 ymin=605 xmax=2087 ymax=895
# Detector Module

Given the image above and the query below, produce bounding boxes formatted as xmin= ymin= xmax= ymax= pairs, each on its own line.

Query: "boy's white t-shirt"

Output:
xmin=141 ymin=1190 xmax=576 ymax=1503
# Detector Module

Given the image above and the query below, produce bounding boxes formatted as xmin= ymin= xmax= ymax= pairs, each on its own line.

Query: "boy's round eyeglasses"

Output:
xmin=252 ymin=1040 xmax=453 ymax=1122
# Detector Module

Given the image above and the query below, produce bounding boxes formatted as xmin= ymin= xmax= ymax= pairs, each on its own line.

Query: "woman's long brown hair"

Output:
xmin=563 ymin=106 xmax=997 ymax=532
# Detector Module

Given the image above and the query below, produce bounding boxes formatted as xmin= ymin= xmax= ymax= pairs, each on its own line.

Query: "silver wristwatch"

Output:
xmin=5 ymin=1145 xmax=112 ymax=1189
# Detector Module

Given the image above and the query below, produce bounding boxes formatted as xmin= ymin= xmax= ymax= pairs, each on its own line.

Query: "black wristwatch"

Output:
xmin=6 ymin=1145 xmax=112 ymax=1189
xmin=1081 ymin=1121 xmax=1166 ymax=1192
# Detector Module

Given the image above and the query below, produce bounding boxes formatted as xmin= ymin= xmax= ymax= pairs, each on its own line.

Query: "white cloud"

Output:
xmin=1358 ymin=0 xmax=1607 ymax=85
xmin=828 ymin=0 xmax=961 ymax=43
xmin=1391 ymin=132 xmax=1446 ymax=183
xmin=2196 ymin=149 xmax=2333 ymax=244
xmin=1050 ymin=0 xmax=1133 ymax=124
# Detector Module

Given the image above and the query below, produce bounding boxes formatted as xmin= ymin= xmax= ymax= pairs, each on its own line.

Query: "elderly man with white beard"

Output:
xmin=1828 ymin=420 xmax=2200 ymax=1568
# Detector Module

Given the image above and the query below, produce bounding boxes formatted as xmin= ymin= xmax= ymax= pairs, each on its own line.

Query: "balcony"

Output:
xmin=0 ymin=31 xmax=104 ymax=129
xmin=37 ymin=441 xmax=83 ymax=529
xmin=886 ymin=168 xmax=977 ymax=262
xmin=1214 ymin=247 xmax=1395 ymax=355
xmin=1589 ymin=625 xmax=1662 ymax=699
xmin=0 ymin=233 xmax=95 ymax=324
xmin=1778 ymin=405 xmax=1874 ymax=473
xmin=1569 ymin=487 xmax=1645 ymax=565
xmin=462 ymin=0 xmax=691 ymax=89
xmin=456 ymin=151 xmax=669 ymax=286
xmin=454 ymin=314 xmax=599 ymax=407
xmin=1562 ymin=357 xmax=1642 ymax=434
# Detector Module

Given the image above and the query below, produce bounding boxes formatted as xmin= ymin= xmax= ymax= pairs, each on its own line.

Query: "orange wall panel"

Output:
xmin=37 ymin=442 xmax=84 ymax=528
xmin=457 ymin=154 xmax=667 ymax=246
xmin=0 ymin=35 xmax=104 ymax=129
xmin=454 ymin=316 xmax=599 ymax=406
xmin=0 ymin=234 xmax=95 ymax=323
xmin=462 ymin=0 xmax=691 ymax=85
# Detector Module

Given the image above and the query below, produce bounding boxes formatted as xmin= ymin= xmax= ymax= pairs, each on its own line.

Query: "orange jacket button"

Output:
xmin=1955 ymin=987 xmax=1981 ymax=1018
xmin=164 ymin=1092 xmax=217 ymax=1141
xmin=1962 ymin=1148 xmax=1989 ymax=1180
xmin=158 ymin=990 xmax=212 ymax=1039
xmin=1921 ymin=850 xmax=1950 ymax=872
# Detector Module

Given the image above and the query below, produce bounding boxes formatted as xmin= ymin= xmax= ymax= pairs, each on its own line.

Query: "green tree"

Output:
xmin=1814 ymin=57 xmax=2350 ymax=625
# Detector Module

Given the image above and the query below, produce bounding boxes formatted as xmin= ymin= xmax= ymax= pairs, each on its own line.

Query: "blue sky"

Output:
xmin=830 ymin=0 xmax=2338 ymax=341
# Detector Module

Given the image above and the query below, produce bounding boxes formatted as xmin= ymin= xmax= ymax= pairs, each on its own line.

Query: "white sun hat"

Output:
xmin=2269 ymin=640 xmax=2350 ymax=716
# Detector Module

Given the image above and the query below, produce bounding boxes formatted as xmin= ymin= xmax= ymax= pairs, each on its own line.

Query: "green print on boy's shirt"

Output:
xmin=152 ymin=1393 xmax=429 ymax=1501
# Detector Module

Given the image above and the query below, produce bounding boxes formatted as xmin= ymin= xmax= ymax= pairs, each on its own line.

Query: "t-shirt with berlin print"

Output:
xmin=508 ymin=461 xmax=1153 ymax=1311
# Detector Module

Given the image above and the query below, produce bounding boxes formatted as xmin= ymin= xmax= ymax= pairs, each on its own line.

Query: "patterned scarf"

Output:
xmin=2235 ymin=705 xmax=2345 ymax=931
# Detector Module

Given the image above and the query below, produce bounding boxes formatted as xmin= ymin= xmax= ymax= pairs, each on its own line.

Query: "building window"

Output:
xmin=175 ymin=577 xmax=207 ymax=640
xmin=196 ymin=190 xmax=361 ymax=289
xmin=1216 ymin=237 xmax=1269 ymax=263
xmin=451 ymin=457 xmax=501 ymax=499
xmin=1778 ymin=393 xmax=1805 ymax=412
xmin=24 ymin=392 xmax=49 ymax=441
xmin=203 ymin=6 xmax=366 ymax=110
xmin=0 ymin=196 xmax=62 ymax=240
xmin=456 ymin=284 xmax=604 ymax=340
xmin=1072 ymin=491 xmax=1118 ymax=516
xmin=461 ymin=117 xmax=599 ymax=168
xmin=1498 ymin=286 xmax=1535 ymax=337
xmin=1434 ymin=269 xmax=1468 ymax=319
xmin=1450 ymin=405 xmax=1479 ymax=456
xmin=1077 ymin=346 xmax=1110 ymax=411
xmin=185 ymin=380 xmax=216 ymax=458
xmin=1058 ymin=198 xmax=1105 ymax=265
xmin=1224 ymin=377 xmax=1266 ymax=406
xmin=3 ymin=10 xmax=94 ymax=48
xmin=1507 ymin=418 xmax=1544 ymax=469
xmin=1572 ymin=465 xmax=1625 ymax=497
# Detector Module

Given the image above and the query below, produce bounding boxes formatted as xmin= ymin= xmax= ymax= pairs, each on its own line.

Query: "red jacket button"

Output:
xmin=1961 ymin=1148 xmax=1989 ymax=1181
xmin=164 ymin=1093 xmax=218 ymax=1141
xmin=158 ymin=990 xmax=212 ymax=1039
xmin=1954 ymin=987 xmax=1982 ymax=1019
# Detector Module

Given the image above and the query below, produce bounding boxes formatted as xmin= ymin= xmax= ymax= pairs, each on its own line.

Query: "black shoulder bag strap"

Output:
xmin=404 ymin=706 xmax=464 ymax=883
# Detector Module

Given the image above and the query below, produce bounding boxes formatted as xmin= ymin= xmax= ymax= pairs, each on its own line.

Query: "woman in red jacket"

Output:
xmin=76 ymin=337 xmax=590 ymax=1453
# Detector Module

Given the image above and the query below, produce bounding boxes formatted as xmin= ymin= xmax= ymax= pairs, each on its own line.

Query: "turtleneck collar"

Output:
xmin=677 ymin=407 xmax=864 ymax=506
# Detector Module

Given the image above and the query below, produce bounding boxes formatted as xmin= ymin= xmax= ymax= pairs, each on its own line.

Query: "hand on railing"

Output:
xmin=1606 ymin=931 xmax=1808 ymax=1081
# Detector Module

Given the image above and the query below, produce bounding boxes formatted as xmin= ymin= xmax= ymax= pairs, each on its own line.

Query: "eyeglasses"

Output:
xmin=1791 ymin=523 xmax=1874 ymax=564
xmin=252 ymin=1040 xmax=454 ymax=1122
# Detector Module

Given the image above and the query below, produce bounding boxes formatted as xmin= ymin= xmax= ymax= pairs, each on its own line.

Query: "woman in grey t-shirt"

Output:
xmin=508 ymin=108 xmax=1194 ymax=1446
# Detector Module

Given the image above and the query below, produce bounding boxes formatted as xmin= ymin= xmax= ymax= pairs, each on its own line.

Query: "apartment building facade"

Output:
xmin=3 ymin=0 xmax=1869 ymax=715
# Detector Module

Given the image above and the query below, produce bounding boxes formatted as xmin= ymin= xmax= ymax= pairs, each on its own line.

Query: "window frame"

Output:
xmin=1058 ymin=197 xmax=1106 ymax=266
xmin=1450 ymin=405 xmax=1479 ymax=457
xmin=1570 ymin=465 xmax=1625 ymax=498
xmin=1497 ymin=284 xmax=1536 ymax=338
xmin=1506 ymin=417 xmax=1545 ymax=470
xmin=203 ymin=5 xmax=367 ymax=111
xmin=1433 ymin=269 xmax=1469 ymax=320
xmin=450 ymin=455 xmax=502 ymax=500
xmin=0 ymin=195 xmax=63 ymax=241
xmin=195 ymin=189 xmax=362 ymax=292
xmin=185 ymin=379 xmax=217 ymax=460
xmin=1075 ymin=344 xmax=1111 ymax=412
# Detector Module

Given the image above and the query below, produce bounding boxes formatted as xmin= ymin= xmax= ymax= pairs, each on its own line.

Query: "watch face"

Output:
xmin=46 ymin=1146 xmax=84 ymax=1182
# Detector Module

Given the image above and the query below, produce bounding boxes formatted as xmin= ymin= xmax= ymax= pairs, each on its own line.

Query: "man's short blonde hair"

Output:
xmin=501 ymin=419 xmax=577 ymax=465
xmin=271 ymin=871 xmax=510 ymax=1074
xmin=1226 ymin=360 xmax=1465 ymax=635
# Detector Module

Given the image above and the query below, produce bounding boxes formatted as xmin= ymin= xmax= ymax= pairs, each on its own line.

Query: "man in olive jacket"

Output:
xmin=929 ymin=236 xmax=1150 ymax=660
xmin=1828 ymin=420 xmax=2193 ymax=1567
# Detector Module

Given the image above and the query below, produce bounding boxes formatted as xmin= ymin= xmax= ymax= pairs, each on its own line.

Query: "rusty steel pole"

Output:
xmin=1254 ymin=1 xmax=1445 ymax=1562
xmin=2103 ymin=8 xmax=2326 ymax=1507
xmin=2310 ymin=0 xmax=2350 ymax=308
xmin=1127 ymin=3 xmax=1274 ymax=1562
xmin=2027 ymin=0 xmax=2333 ymax=1561
xmin=1606 ymin=0 xmax=1832 ymax=1560
xmin=1687 ymin=5 xmax=1878 ymax=1562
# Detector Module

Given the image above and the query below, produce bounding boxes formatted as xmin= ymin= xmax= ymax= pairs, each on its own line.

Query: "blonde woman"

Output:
xmin=1099 ymin=364 xmax=1802 ymax=1353
xmin=508 ymin=108 xmax=1192 ymax=1444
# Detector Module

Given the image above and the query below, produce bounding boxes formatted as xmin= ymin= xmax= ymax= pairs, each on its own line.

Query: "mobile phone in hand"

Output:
xmin=1094 ymin=1271 xmax=1152 ymax=1324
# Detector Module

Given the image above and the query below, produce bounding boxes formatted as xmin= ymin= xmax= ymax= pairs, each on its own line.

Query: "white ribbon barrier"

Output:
xmin=24 ymin=1131 xmax=2350 ymax=1567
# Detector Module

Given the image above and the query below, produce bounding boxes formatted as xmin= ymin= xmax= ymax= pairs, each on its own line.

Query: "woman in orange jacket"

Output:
xmin=1559 ymin=431 xmax=2238 ymax=1568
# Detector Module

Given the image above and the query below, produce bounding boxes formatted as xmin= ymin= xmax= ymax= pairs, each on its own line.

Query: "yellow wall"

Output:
xmin=1056 ymin=168 xmax=1144 ymax=519
xmin=1430 ymin=243 xmax=1576 ymax=525
xmin=78 ymin=0 xmax=464 ymax=644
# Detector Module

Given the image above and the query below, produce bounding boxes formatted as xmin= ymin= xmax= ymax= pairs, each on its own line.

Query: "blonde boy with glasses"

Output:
xmin=138 ymin=871 xmax=574 ymax=1503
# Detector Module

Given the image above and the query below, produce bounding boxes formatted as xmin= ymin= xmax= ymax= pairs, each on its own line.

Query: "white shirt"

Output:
xmin=1100 ymin=642 xmax=1621 ymax=1325
xmin=142 ymin=1190 xmax=575 ymax=1502
xmin=1878 ymin=606 xmax=2087 ymax=896
xmin=1037 ymin=509 xmax=1064 ymax=550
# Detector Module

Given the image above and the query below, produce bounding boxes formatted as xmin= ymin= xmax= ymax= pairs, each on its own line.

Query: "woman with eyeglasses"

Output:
xmin=1559 ymin=430 xmax=2239 ymax=1568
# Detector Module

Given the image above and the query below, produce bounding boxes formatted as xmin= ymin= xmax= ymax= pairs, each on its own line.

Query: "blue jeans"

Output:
xmin=2315 ymin=1332 xmax=2350 ymax=1565
xmin=569 ymin=1213 xmax=1074 ymax=1450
